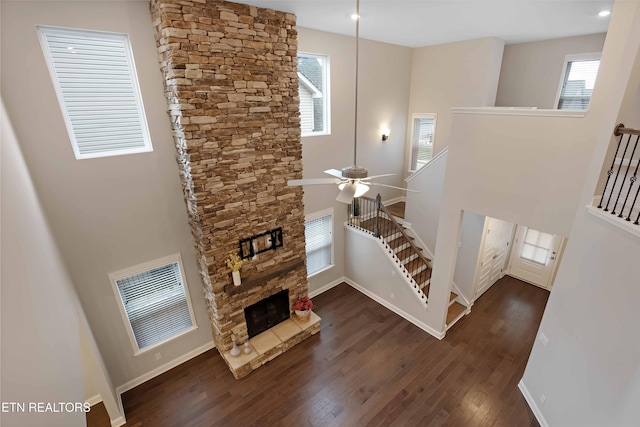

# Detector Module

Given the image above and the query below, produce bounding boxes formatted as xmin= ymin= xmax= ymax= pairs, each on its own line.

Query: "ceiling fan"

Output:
xmin=288 ymin=0 xmax=418 ymax=204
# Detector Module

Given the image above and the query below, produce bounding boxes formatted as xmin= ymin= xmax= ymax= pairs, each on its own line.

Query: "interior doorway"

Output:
xmin=473 ymin=217 xmax=515 ymax=299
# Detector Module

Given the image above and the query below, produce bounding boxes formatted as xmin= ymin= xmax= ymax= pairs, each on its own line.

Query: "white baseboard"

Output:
xmin=343 ymin=277 xmax=445 ymax=340
xmin=382 ymin=195 xmax=406 ymax=206
xmin=518 ymin=380 xmax=549 ymax=427
xmin=309 ymin=277 xmax=345 ymax=298
xmin=85 ymin=394 xmax=102 ymax=407
xmin=111 ymin=416 xmax=126 ymax=427
xmin=116 ymin=341 xmax=215 ymax=396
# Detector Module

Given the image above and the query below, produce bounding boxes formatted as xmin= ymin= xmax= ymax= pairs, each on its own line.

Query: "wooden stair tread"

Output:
xmin=446 ymin=302 xmax=466 ymax=325
xmin=387 ymin=201 xmax=406 ymax=219
xmin=411 ymin=268 xmax=432 ymax=285
xmin=450 ymin=292 xmax=457 ymax=303
xmin=387 ymin=235 xmax=413 ymax=250
xmin=395 ymin=246 xmax=423 ymax=260
xmin=404 ymin=258 xmax=427 ymax=272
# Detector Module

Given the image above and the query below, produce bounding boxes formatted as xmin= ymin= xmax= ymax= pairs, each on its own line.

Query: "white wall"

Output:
xmin=1 ymin=100 xmax=85 ymax=427
xmin=344 ymin=227 xmax=437 ymax=336
xmin=520 ymin=2 xmax=640 ymax=425
xmin=453 ymin=211 xmax=486 ymax=302
xmin=404 ymin=151 xmax=485 ymax=305
xmin=443 ymin=111 xmax=597 ymax=238
xmin=298 ymin=27 xmax=412 ymax=293
xmin=496 ymin=33 xmax=607 ymax=109
xmin=1 ymin=1 xmax=213 ymax=388
xmin=404 ymin=150 xmax=448 ymax=252
xmin=406 ymin=37 xmax=504 ymax=163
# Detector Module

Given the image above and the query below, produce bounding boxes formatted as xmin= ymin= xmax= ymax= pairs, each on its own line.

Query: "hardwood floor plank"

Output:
xmin=89 ymin=276 xmax=545 ymax=427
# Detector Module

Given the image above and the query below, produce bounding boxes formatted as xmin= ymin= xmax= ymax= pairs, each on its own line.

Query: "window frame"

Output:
xmin=408 ymin=113 xmax=437 ymax=173
xmin=108 ymin=253 xmax=198 ymax=356
xmin=37 ymin=25 xmax=153 ymax=160
xmin=304 ymin=207 xmax=334 ymax=277
xmin=554 ymin=52 xmax=601 ymax=111
xmin=297 ymin=52 xmax=331 ymax=137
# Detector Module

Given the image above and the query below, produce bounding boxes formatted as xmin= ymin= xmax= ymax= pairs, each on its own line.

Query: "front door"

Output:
xmin=508 ymin=225 xmax=563 ymax=289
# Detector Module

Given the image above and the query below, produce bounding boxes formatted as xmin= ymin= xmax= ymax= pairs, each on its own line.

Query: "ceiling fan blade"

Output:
xmin=369 ymin=182 xmax=420 ymax=193
xmin=336 ymin=182 xmax=357 ymax=204
xmin=324 ymin=168 xmax=344 ymax=179
xmin=362 ymin=173 xmax=396 ymax=181
xmin=287 ymin=178 xmax=340 ymax=186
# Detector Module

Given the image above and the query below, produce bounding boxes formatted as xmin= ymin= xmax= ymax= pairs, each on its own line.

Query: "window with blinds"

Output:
xmin=556 ymin=53 xmax=601 ymax=110
xmin=109 ymin=254 xmax=197 ymax=354
xmin=305 ymin=209 xmax=333 ymax=276
xmin=409 ymin=114 xmax=436 ymax=172
xmin=37 ymin=26 xmax=152 ymax=159
xmin=298 ymin=53 xmax=330 ymax=136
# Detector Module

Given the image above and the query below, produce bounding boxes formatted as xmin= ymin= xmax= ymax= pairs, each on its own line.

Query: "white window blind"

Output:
xmin=557 ymin=54 xmax=600 ymax=110
xmin=410 ymin=114 xmax=436 ymax=172
xmin=37 ymin=26 xmax=152 ymax=159
xmin=110 ymin=255 xmax=196 ymax=354
xmin=520 ymin=228 xmax=554 ymax=265
xmin=305 ymin=211 xmax=333 ymax=276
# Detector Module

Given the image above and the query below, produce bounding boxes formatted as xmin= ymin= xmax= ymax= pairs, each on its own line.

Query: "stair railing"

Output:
xmin=597 ymin=124 xmax=640 ymax=225
xmin=347 ymin=194 xmax=432 ymax=299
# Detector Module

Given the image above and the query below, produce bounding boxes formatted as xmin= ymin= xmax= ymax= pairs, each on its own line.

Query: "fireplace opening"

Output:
xmin=244 ymin=289 xmax=290 ymax=338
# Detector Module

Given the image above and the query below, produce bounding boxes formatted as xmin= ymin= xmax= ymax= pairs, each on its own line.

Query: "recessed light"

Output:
xmin=598 ymin=10 xmax=611 ymax=17
xmin=351 ymin=13 xmax=359 ymax=20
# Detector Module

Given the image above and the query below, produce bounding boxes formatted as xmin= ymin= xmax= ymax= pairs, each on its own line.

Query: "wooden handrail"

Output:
xmin=375 ymin=195 xmax=433 ymax=269
xmin=614 ymin=123 xmax=640 ymax=136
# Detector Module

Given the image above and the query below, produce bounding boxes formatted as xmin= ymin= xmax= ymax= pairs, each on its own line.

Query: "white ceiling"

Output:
xmin=228 ymin=0 xmax=613 ymax=47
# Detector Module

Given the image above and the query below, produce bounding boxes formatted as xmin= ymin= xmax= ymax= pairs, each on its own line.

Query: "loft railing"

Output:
xmin=597 ymin=124 xmax=640 ymax=225
xmin=347 ymin=194 xmax=432 ymax=300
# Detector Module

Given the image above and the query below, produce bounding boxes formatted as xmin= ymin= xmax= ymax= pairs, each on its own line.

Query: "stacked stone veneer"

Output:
xmin=150 ymin=0 xmax=311 ymax=377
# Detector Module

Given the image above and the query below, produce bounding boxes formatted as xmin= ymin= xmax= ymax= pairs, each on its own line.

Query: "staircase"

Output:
xmin=347 ymin=196 xmax=463 ymax=324
xmin=357 ymin=215 xmax=432 ymax=298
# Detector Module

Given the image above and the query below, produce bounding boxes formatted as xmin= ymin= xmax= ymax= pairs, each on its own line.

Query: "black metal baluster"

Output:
xmin=348 ymin=200 xmax=352 ymax=227
xmin=605 ymin=133 xmax=632 ymax=212
xmin=374 ymin=194 xmax=380 ymax=238
xmin=612 ymin=133 xmax=638 ymax=215
xmin=618 ymin=135 xmax=640 ymax=218
xmin=599 ymin=124 xmax=626 ymax=209
xmin=626 ymin=182 xmax=640 ymax=222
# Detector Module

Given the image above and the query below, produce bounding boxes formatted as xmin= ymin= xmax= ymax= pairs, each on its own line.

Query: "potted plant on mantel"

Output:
xmin=226 ymin=252 xmax=244 ymax=286
xmin=293 ymin=296 xmax=313 ymax=323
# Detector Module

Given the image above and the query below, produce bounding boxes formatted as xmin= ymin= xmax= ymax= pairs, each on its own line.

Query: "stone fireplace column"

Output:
xmin=150 ymin=0 xmax=318 ymax=378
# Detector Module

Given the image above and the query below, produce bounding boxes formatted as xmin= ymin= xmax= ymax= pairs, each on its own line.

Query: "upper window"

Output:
xmin=37 ymin=26 xmax=152 ymax=159
xmin=305 ymin=208 xmax=333 ymax=277
xmin=109 ymin=254 xmax=197 ymax=355
xmin=298 ymin=53 xmax=330 ymax=136
xmin=409 ymin=113 xmax=436 ymax=172
xmin=555 ymin=53 xmax=601 ymax=110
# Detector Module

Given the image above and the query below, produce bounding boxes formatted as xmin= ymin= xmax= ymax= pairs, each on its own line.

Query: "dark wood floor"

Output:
xmin=89 ymin=276 xmax=547 ymax=427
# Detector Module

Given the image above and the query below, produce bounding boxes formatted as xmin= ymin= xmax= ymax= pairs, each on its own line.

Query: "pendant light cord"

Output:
xmin=353 ymin=0 xmax=360 ymax=166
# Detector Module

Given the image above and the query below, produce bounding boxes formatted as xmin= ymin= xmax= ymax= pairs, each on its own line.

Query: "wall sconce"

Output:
xmin=381 ymin=129 xmax=390 ymax=141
